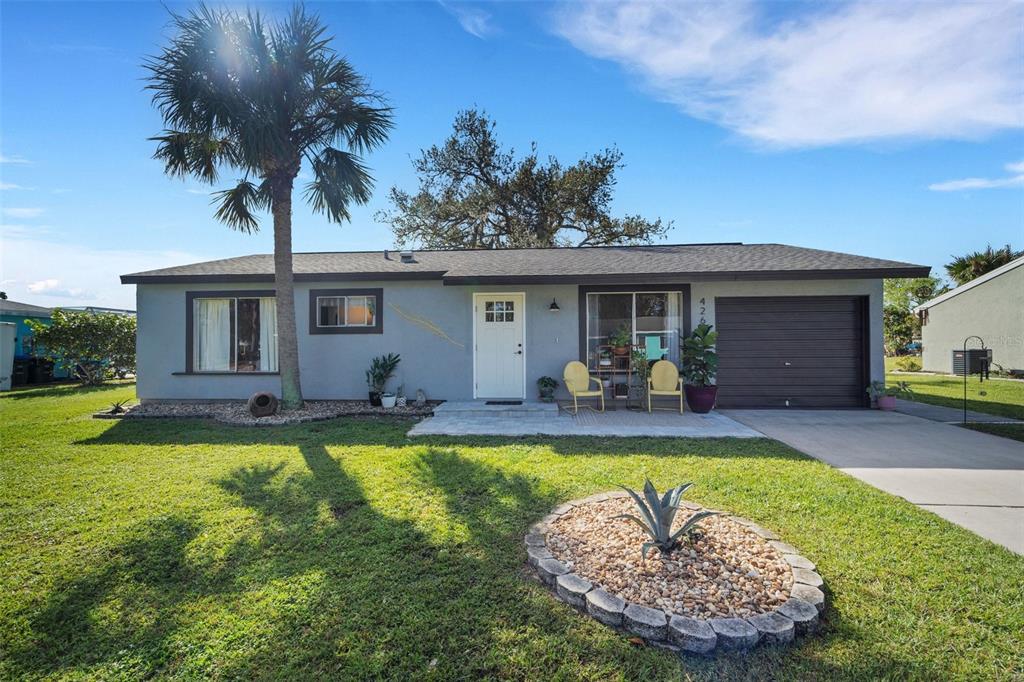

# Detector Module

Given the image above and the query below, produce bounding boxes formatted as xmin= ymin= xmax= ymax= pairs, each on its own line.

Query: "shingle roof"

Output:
xmin=121 ymin=242 xmax=929 ymax=284
xmin=0 ymin=300 xmax=52 ymax=317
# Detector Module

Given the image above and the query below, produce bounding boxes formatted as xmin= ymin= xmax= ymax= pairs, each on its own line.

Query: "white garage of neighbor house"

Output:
xmin=915 ymin=256 xmax=1024 ymax=374
xmin=121 ymin=242 xmax=929 ymax=408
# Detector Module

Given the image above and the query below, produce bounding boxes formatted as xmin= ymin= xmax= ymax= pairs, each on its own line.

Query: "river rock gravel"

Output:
xmin=546 ymin=497 xmax=794 ymax=620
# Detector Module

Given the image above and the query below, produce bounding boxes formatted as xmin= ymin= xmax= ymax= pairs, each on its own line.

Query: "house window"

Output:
xmin=484 ymin=300 xmax=515 ymax=322
xmin=191 ymin=295 xmax=277 ymax=372
xmin=317 ymin=295 xmax=377 ymax=328
xmin=585 ymin=291 xmax=682 ymax=370
xmin=309 ymin=288 xmax=383 ymax=334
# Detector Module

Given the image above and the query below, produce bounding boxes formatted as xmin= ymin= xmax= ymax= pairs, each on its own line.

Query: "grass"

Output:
xmin=961 ymin=423 xmax=1024 ymax=443
xmin=1 ymin=384 xmax=1022 ymax=680
xmin=885 ymin=363 xmax=1024 ymax=421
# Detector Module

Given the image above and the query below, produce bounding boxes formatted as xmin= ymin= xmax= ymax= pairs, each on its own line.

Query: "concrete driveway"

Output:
xmin=723 ymin=410 xmax=1024 ymax=554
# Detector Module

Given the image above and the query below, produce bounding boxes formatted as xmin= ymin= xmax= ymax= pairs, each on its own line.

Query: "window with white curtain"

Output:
xmin=192 ymin=296 xmax=278 ymax=372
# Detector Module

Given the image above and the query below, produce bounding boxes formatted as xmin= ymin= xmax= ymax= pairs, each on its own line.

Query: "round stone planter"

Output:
xmin=525 ymin=492 xmax=826 ymax=656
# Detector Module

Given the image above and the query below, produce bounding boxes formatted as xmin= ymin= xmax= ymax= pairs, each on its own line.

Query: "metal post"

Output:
xmin=962 ymin=336 xmax=985 ymax=424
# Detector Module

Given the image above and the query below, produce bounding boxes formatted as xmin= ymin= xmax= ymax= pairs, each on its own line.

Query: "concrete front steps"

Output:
xmin=432 ymin=400 xmax=561 ymax=419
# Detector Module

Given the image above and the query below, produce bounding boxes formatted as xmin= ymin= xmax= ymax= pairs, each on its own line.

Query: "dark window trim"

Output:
xmin=577 ymin=284 xmax=691 ymax=364
xmin=309 ymin=288 xmax=384 ymax=335
xmin=184 ymin=289 xmax=276 ymax=374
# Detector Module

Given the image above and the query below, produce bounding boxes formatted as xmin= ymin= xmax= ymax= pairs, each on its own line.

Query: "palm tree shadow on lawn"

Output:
xmin=37 ymin=419 xmax=943 ymax=678
xmin=10 ymin=437 xmax=671 ymax=678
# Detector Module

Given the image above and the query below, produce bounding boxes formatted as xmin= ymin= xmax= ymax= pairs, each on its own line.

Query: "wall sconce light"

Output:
xmin=549 ymin=298 xmax=560 ymax=312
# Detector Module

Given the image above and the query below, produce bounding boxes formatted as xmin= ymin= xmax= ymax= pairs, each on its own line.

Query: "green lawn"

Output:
xmin=962 ymin=423 xmax=1024 ymax=444
xmin=1 ymin=384 xmax=1021 ymax=680
xmin=885 ymin=364 xmax=1024 ymax=421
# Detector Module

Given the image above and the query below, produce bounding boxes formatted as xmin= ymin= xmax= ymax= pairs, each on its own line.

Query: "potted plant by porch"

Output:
xmin=681 ymin=323 xmax=719 ymax=413
xmin=867 ymin=380 xmax=913 ymax=411
xmin=381 ymin=392 xmax=398 ymax=408
xmin=365 ymin=353 xmax=401 ymax=406
xmin=537 ymin=376 xmax=558 ymax=402
xmin=609 ymin=323 xmax=632 ymax=357
xmin=629 ymin=346 xmax=651 ymax=403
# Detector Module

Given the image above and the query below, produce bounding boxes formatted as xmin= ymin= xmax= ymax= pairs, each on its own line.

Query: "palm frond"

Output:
xmin=150 ymin=131 xmax=238 ymax=182
xmin=211 ymin=179 xmax=270 ymax=233
xmin=304 ymin=147 xmax=373 ymax=223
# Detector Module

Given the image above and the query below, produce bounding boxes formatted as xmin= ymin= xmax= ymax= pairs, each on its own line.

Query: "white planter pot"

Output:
xmin=381 ymin=394 xmax=397 ymax=408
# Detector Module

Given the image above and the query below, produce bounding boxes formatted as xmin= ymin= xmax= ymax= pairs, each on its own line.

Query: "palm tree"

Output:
xmin=945 ymin=244 xmax=1022 ymax=286
xmin=145 ymin=5 xmax=392 ymax=409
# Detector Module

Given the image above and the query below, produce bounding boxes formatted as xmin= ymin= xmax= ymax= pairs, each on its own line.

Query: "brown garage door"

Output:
xmin=715 ymin=296 xmax=868 ymax=408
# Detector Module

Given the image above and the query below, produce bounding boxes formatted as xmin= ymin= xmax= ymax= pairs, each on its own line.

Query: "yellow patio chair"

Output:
xmin=648 ymin=360 xmax=684 ymax=414
xmin=563 ymin=361 xmax=605 ymax=415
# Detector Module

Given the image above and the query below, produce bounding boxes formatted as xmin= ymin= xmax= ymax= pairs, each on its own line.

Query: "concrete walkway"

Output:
xmin=724 ymin=409 xmax=1024 ymax=554
xmin=407 ymin=408 xmax=760 ymax=438
xmin=893 ymin=398 xmax=1022 ymax=424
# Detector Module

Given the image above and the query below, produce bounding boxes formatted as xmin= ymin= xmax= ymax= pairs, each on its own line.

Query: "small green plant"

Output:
xmin=365 ymin=353 xmax=401 ymax=394
xmin=681 ymin=323 xmax=718 ymax=387
xmin=108 ymin=400 xmax=129 ymax=415
xmin=893 ymin=356 xmax=922 ymax=372
xmin=615 ymin=479 xmax=718 ymax=557
xmin=867 ymin=380 xmax=914 ymax=400
xmin=630 ymin=347 xmax=651 ymax=399
xmin=537 ymin=376 xmax=558 ymax=402
xmin=609 ymin=323 xmax=632 ymax=349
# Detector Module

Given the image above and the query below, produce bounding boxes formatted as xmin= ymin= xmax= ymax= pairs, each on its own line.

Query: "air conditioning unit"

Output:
xmin=952 ymin=348 xmax=991 ymax=376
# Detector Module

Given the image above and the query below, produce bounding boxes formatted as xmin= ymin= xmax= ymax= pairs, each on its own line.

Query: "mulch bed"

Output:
xmin=95 ymin=400 xmax=438 ymax=426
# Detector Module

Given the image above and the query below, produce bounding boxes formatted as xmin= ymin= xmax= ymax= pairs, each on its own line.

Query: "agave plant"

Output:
xmin=616 ymin=479 xmax=718 ymax=557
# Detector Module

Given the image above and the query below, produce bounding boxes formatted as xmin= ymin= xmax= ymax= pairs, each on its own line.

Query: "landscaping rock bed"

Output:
xmin=526 ymin=492 xmax=826 ymax=656
xmin=110 ymin=400 xmax=438 ymax=426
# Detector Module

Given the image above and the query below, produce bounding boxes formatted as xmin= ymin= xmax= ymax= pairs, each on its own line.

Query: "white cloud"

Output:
xmin=555 ymin=1 xmax=1023 ymax=148
xmin=928 ymin=160 xmax=1024 ymax=192
xmin=0 ymin=182 xmax=32 ymax=190
xmin=185 ymin=187 xmax=210 ymax=195
xmin=439 ymin=1 xmax=495 ymax=39
xmin=2 ymin=207 xmax=44 ymax=219
xmin=0 ymin=153 xmax=30 ymax=164
xmin=1 ymin=236 xmax=213 ymax=308
xmin=27 ymin=278 xmax=92 ymax=300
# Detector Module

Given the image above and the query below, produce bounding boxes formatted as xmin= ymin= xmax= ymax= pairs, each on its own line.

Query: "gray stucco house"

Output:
xmin=121 ymin=242 xmax=928 ymax=408
xmin=915 ymin=256 xmax=1023 ymax=374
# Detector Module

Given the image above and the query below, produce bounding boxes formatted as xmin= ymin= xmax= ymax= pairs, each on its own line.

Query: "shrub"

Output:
xmin=27 ymin=309 xmax=136 ymax=385
xmin=894 ymin=356 xmax=922 ymax=372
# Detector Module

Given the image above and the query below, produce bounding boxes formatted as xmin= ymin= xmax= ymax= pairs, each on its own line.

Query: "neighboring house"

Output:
xmin=914 ymin=256 xmax=1024 ymax=374
xmin=0 ymin=299 xmax=70 ymax=383
xmin=0 ymin=299 xmax=53 ymax=357
xmin=121 ymin=242 xmax=928 ymax=408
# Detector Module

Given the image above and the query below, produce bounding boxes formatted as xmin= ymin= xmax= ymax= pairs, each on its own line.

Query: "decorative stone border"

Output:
xmin=525 ymin=492 xmax=826 ymax=656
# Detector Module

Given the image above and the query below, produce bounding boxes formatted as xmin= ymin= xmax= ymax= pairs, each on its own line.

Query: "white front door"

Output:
xmin=474 ymin=293 xmax=525 ymax=399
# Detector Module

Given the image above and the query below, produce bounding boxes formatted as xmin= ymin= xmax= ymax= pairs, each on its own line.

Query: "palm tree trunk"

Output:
xmin=271 ymin=176 xmax=304 ymax=409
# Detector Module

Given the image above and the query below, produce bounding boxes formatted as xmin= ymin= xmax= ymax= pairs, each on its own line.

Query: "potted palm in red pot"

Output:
xmin=681 ymin=323 xmax=719 ymax=413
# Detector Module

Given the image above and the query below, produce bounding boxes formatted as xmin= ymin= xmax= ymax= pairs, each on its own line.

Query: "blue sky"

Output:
xmin=1 ymin=0 xmax=1021 ymax=308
